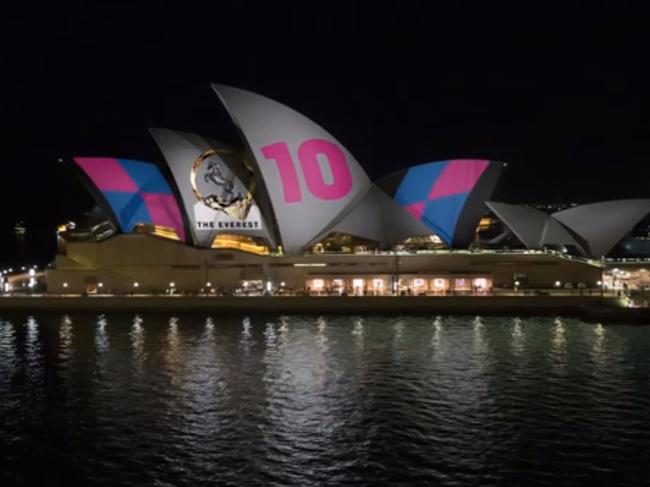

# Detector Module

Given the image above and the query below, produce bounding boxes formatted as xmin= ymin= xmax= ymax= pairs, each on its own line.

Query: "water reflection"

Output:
xmin=240 ymin=316 xmax=253 ymax=354
xmin=550 ymin=317 xmax=567 ymax=372
xmin=316 ymin=316 xmax=328 ymax=351
xmin=95 ymin=314 xmax=109 ymax=354
xmin=130 ymin=314 xmax=146 ymax=367
xmin=204 ymin=316 xmax=215 ymax=342
xmin=592 ymin=323 xmax=606 ymax=363
xmin=59 ymin=315 xmax=74 ymax=364
xmin=473 ymin=315 xmax=487 ymax=355
xmin=0 ymin=315 xmax=648 ymax=486
xmin=279 ymin=316 xmax=289 ymax=334
xmin=394 ymin=319 xmax=404 ymax=342
xmin=0 ymin=319 xmax=16 ymax=362
xmin=512 ymin=317 xmax=524 ymax=355
xmin=473 ymin=315 xmax=483 ymax=331
xmin=0 ymin=320 xmax=16 ymax=387
xmin=24 ymin=316 xmax=42 ymax=387
xmin=352 ymin=317 xmax=364 ymax=352
xmin=167 ymin=317 xmax=180 ymax=355
xmin=164 ymin=317 xmax=182 ymax=385
xmin=431 ymin=316 xmax=442 ymax=349
xmin=264 ymin=322 xmax=277 ymax=347
xmin=552 ymin=317 xmax=566 ymax=349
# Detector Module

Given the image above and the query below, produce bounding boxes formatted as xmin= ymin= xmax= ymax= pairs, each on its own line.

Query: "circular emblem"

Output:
xmin=190 ymin=149 xmax=256 ymax=220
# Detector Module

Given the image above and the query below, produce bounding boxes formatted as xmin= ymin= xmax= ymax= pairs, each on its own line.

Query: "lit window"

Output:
xmin=312 ymin=279 xmax=325 ymax=290
xmin=473 ymin=278 xmax=488 ymax=289
xmin=455 ymin=278 xmax=469 ymax=289
xmin=352 ymin=278 xmax=365 ymax=289
xmin=373 ymin=278 xmax=384 ymax=289
xmin=433 ymin=278 xmax=446 ymax=289
xmin=413 ymin=278 xmax=425 ymax=288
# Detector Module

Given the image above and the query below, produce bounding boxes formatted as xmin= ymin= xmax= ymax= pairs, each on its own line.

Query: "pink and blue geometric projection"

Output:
xmin=73 ymin=157 xmax=186 ymax=242
xmin=394 ymin=159 xmax=490 ymax=245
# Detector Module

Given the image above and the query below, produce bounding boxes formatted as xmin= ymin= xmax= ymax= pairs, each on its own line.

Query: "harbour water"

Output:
xmin=0 ymin=314 xmax=649 ymax=486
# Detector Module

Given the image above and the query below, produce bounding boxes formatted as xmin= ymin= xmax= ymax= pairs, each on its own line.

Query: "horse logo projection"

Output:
xmin=190 ymin=148 xmax=262 ymax=231
xmin=150 ymin=128 xmax=273 ymax=248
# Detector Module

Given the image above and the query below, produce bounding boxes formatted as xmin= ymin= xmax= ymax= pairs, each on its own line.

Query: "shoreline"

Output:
xmin=1 ymin=294 xmax=646 ymax=323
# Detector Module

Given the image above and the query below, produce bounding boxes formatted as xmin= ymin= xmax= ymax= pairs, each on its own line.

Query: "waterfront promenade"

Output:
xmin=0 ymin=294 xmax=635 ymax=322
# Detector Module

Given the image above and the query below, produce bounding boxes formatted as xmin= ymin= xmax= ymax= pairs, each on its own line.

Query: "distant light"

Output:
xmin=597 ymin=280 xmax=602 ymax=286
xmin=280 ymin=282 xmax=285 ymax=287
xmin=63 ymin=282 xmax=68 ymax=288
xmin=98 ymin=282 xmax=104 ymax=288
xmin=133 ymin=282 xmax=139 ymax=288
xmin=206 ymin=282 xmax=212 ymax=287
xmin=169 ymin=282 xmax=175 ymax=288
xmin=555 ymin=281 xmax=561 ymax=287
xmin=28 ymin=268 xmax=35 ymax=277
xmin=514 ymin=281 xmax=520 ymax=286
xmin=266 ymin=281 xmax=272 ymax=292
xmin=21 ymin=266 xmax=26 ymax=271
xmin=294 ymin=263 xmax=327 ymax=267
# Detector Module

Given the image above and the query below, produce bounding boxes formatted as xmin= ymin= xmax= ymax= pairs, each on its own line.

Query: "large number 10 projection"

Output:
xmin=213 ymin=84 xmax=371 ymax=252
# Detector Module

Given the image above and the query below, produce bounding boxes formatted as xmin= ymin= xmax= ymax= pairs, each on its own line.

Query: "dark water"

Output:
xmin=1 ymin=314 xmax=649 ymax=486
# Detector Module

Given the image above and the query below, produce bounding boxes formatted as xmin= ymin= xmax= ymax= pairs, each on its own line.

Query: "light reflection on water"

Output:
xmin=0 ymin=314 xmax=648 ymax=486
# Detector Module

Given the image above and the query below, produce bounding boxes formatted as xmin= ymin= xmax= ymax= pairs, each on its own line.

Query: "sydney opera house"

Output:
xmin=46 ymin=85 xmax=650 ymax=295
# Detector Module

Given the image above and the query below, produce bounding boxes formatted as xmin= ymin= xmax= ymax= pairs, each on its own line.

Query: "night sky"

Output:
xmin=1 ymin=3 xmax=649 ymax=265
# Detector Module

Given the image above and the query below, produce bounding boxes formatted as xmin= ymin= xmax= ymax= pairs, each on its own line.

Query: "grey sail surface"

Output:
xmin=553 ymin=199 xmax=650 ymax=257
xmin=485 ymin=202 xmax=549 ymax=248
xmin=149 ymin=128 xmax=275 ymax=248
xmin=310 ymin=186 xmax=433 ymax=248
xmin=487 ymin=201 xmax=586 ymax=254
xmin=540 ymin=217 xmax=587 ymax=256
xmin=212 ymin=84 xmax=372 ymax=253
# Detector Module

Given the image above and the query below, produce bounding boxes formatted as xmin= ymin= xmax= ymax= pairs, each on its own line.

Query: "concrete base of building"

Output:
xmin=0 ymin=295 xmax=630 ymax=320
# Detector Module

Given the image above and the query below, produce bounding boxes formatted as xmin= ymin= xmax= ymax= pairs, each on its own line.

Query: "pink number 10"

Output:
xmin=261 ymin=139 xmax=353 ymax=203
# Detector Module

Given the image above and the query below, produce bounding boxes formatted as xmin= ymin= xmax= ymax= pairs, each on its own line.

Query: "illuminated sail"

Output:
xmin=149 ymin=128 xmax=275 ymax=249
xmin=212 ymin=85 xmax=371 ymax=253
xmin=72 ymin=157 xmax=186 ymax=242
